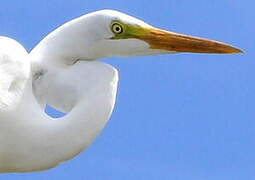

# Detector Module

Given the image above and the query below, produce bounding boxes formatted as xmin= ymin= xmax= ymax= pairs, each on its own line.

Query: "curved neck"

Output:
xmin=28 ymin=18 xmax=119 ymax=146
xmin=4 ymin=61 xmax=118 ymax=172
xmin=38 ymin=61 xmax=118 ymax=149
xmin=56 ymin=61 xmax=119 ymax=150
xmin=4 ymin=14 xmax=120 ymax=171
xmin=29 ymin=15 xmax=101 ymax=71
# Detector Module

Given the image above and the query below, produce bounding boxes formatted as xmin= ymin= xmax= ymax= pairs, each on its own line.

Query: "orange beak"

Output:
xmin=137 ymin=27 xmax=243 ymax=54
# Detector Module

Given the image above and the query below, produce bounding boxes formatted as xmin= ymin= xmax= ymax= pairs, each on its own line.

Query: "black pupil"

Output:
xmin=115 ymin=26 xmax=120 ymax=32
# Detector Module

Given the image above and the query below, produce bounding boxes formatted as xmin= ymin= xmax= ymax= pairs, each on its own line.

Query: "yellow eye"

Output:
xmin=111 ymin=23 xmax=124 ymax=34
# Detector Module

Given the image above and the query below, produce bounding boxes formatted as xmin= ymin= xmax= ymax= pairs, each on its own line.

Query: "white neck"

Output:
xmin=0 ymin=11 xmax=124 ymax=172
xmin=1 ymin=59 xmax=118 ymax=172
xmin=1 ymin=22 xmax=119 ymax=171
xmin=30 ymin=14 xmax=106 ymax=70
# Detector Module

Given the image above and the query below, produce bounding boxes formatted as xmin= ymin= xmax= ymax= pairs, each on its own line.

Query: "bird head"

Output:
xmin=76 ymin=9 xmax=242 ymax=60
xmin=35 ymin=9 xmax=242 ymax=64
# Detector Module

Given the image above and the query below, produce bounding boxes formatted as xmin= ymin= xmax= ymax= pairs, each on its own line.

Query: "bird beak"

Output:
xmin=136 ymin=27 xmax=243 ymax=54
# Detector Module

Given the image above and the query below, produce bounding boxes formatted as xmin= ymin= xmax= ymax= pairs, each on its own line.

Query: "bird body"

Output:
xmin=0 ymin=37 xmax=118 ymax=172
xmin=0 ymin=10 xmax=241 ymax=173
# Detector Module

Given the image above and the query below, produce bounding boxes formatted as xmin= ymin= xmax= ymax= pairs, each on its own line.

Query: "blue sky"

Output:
xmin=1 ymin=0 xmax=254 ymax=179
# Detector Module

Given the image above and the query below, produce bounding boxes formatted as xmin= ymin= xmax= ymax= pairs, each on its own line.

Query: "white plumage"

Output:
xmin=0 ymin=10 xmax=241 ymax=173
xmin=0 ymin=36 xmax=118 ymax=172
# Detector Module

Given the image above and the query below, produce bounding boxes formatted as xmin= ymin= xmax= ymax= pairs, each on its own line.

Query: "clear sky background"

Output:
xmin=0 ymin=0 xmax=254 ymax=179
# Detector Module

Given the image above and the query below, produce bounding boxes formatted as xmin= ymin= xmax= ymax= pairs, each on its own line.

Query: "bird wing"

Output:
xmin=0 ymin=37 xmax=29 ymax=111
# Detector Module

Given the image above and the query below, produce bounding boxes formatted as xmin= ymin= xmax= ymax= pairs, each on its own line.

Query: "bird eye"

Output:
xmin=111 ymin=23 xmax=124 ymax=34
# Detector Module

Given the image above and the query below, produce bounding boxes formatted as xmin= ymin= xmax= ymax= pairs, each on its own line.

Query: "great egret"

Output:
xmin=0 ymin=10 xmax=242 ymax=173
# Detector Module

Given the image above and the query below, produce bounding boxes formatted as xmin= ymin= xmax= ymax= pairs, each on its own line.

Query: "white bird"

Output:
xmin=0 ymin=10 xmax=242 ymax=173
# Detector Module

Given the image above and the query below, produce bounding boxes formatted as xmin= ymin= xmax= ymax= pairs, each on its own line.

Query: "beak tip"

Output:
xmin=237 ymin=49 xmax=244 ymax=54
xmin=228 ymin=47 xmax=244 ymax=54
xmin=218 ymin=43 xmax=243 ymax=54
